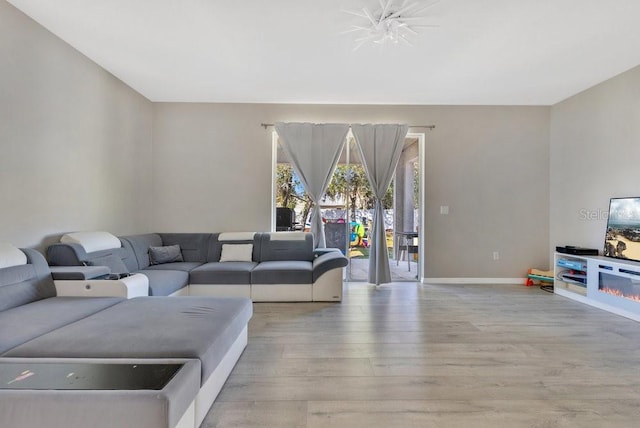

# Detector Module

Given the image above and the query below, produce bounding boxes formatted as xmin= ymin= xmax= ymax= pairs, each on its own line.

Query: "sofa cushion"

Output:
xmin=145 ymin=262 xmax=203 ymax=272
xmin=136 ymin=269 xmax=188 ymax=296
xmin=149 ymin=245 xmax=184 ymax=265
xmin=0 ymin=243 xmax=27 ymax=269
xmin=87 ymin=255 xmax=130 ymax=274
xmin=0 ymin=265 xmax=38 ymax=311
xmin=120 ymin=234 xmax=163 ymax=270
xmin=0 ymin=249 xmax=56 ymax=312
xmin=220 ymin=244 xmax=253 ymax=262
xmin=158 ymin=233 xmax=212 ymax=263
xmin=0 ymin=297 xmax=123 ymax=355
xmin=46 ymin=243 xmax=88 ymax=266
xmin=60 ymin=231 xmax=121 ymax=253
xmin=206 ymin=233 xmax=262 ymax=263
xmin=312 ymin=249 xmax=349 ymax=281
xmin=259 ymin=233 xmax=313 ymax=262
xmin=0 ymin=264 xmax=36 ymax=286
xmin=4 ymin=297 xmax=253 ymax=385
xmin=251 ymin=260 xmax=313 ymax=284
xmin=190 ymin=262 xmax=258 ymax=284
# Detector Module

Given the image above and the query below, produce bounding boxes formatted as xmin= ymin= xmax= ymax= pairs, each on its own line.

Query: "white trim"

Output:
xmin=411 ymin=131 xmax=426 ymax=280
xmin=271 ymin=130 xmax=279 ymax=232
xmin=422 ymin=277 xmax=526 ymax=285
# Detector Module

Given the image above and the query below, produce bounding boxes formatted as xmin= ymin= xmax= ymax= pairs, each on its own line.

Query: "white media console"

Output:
xmin=554 ymin=252 xmax=640 ymax=321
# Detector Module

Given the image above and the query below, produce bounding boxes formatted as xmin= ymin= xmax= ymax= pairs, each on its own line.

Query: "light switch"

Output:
xmin=440 ymin=206 xmax=449 ymax=215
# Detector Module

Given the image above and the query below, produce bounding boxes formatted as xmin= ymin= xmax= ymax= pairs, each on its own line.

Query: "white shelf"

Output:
xmin=554 ymin=253 xmax=640 ymax=321
xmin=554 ymin=253 xmax=588 ymax=297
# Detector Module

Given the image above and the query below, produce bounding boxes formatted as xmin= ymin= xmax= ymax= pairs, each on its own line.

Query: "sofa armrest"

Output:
xmin=46 ymin=243 xmax=88 ymax=266
xmin=21 ymin=248 xmax=54 ymax=279
xmin=313 ymin=248 xmax=342 ymax=257
xmin=312 ymin=249 xmax=348 ymax=282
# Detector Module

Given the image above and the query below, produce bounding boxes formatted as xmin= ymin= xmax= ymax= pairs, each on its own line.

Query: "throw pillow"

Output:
xmin=149 ymin=245 xmax=184 ymax=265
xmin=219 ymin=244 xmax=253 ymax=262
xmin=87 ymin=255 xmax=130 ymax=274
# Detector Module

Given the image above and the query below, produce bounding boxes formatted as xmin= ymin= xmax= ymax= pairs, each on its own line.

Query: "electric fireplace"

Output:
xmin=599 ymin=271 xmax=640 ymax=303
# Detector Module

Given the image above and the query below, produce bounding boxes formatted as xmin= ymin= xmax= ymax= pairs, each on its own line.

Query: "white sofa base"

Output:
xmin=189 ymin=283 xmax=251 ymax=298
xmin=54 ymin=273 xmax=149 ymax=299
xmin=251 ymin=283 xmax=313 ymax=302
xmin=312 ymin=268 xmax=344 ymax=301
xmin=185 ymin=269 xmax=344 ymax=302
xmin=195 ymin=325 xmax=248 ymax=426
xmin=176 ymin=401 xmax=195 ymax=428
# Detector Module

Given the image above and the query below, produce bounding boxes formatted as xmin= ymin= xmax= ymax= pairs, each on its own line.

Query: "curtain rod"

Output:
xmin=260 ymin=123 xmax=435 ymax=130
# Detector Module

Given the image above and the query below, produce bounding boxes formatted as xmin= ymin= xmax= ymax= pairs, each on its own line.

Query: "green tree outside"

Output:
xmin=276 ymin=163 xmax=394 ymax=225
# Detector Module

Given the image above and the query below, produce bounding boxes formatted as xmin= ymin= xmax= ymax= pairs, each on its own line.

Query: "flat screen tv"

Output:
xmin=604 ymin=197 xmax=640 ymax=262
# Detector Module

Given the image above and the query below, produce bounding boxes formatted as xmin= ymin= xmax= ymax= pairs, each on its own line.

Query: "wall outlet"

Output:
xmin=440 ymin=205 xmax=449 ymax=215
xmin=492 ymin=251 xmax=500 ymax=261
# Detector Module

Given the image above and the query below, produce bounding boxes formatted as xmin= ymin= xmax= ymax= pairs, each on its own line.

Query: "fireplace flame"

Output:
xmin=599 ymin=287 xmax=640 ymax=303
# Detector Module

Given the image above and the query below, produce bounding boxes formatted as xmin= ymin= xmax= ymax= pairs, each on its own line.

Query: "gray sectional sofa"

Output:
xmin=0 ymin=246 xmax=252 ymax=428
xmin=47 ymin=231 xmax=348 ymax=302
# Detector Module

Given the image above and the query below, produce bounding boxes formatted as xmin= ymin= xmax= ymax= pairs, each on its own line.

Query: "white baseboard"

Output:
xmin=421 ymin=277 xmax=526 ymax=285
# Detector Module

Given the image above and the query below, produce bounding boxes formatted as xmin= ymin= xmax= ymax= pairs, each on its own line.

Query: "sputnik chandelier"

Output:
xmin=344 ymin=0 xmax=439 ymax=50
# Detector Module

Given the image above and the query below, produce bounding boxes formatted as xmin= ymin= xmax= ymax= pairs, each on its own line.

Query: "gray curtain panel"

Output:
xmin=275 ymin=123 xmax=350 ymax=248
xmin=352 ymin=124 xmax=409 ymax=285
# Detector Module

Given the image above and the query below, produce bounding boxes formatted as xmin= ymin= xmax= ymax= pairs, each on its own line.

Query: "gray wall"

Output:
xmin=550 ymin=65 xmax=640 ymax=255
xmin=0 ymin=1 xmax=153 ymax=249
xmin=2 ymin=0 xmax=551 ymax=279
xmin=152 ymin=104 xmax=550 ymax=279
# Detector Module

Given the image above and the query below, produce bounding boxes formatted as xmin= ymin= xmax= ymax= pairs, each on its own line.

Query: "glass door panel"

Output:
xmin=274 ymin=133 xmax=421 ymax=282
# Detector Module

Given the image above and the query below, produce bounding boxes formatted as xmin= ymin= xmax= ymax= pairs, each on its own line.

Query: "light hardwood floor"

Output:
xmin=202 ymin=282 xmax=640 ymax=427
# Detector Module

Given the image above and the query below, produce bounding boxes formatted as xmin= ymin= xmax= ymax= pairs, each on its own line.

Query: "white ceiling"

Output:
xmin=8 ymin=0 xmax=640 ymax=105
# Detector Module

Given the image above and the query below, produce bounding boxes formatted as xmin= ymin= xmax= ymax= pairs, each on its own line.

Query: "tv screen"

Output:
xmin=604 ymin=197 xmax=640 ymax=262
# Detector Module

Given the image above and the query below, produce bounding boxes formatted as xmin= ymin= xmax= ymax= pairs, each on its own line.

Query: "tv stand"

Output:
xmin=554 ymin=253 xmax=640 ymax=321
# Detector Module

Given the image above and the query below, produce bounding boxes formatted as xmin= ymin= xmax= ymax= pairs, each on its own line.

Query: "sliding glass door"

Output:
xmin=273 ymin=131 xmax=424 ymax=282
